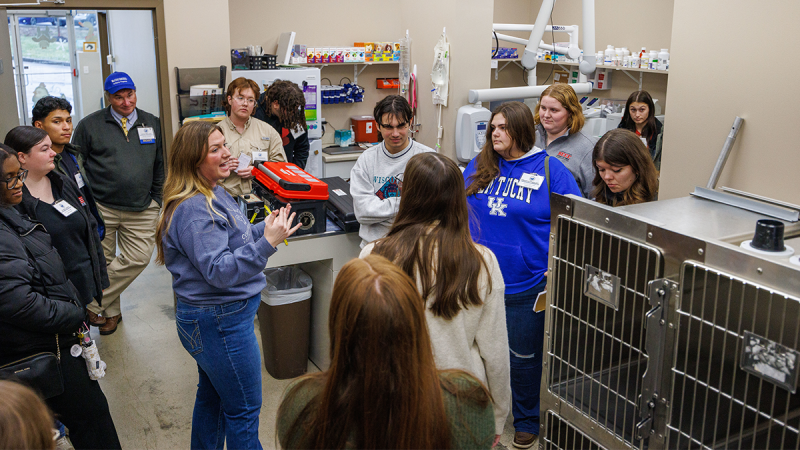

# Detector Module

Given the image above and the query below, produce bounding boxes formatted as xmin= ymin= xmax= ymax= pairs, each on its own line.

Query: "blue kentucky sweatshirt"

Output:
xmin=463 ymin=148 xmax=580 ymax=295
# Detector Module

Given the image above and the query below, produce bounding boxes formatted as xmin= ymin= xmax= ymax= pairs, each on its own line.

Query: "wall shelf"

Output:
xmin=297 ymin=61 xmax=399 ymax=84
xmin=492 ymin=59 xmax=668 ymax=90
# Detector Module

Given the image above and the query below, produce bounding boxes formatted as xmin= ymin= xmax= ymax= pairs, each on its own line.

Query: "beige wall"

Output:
xmin=660 ymin=0 xmax=800 ymax=203
xmin=228 ymin=0 xmax=493 ymax=160
xmin=0 ymin=9 xmax=20 ymax=133
xmin=492 ymin=0 xmax=673 ymax=112
xmin=163 ymin=0 xmax=231 ymax=134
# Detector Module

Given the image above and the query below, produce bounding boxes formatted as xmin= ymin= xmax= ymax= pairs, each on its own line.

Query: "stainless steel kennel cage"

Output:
xmin=540 ymin=194 xmax=800 ymax=450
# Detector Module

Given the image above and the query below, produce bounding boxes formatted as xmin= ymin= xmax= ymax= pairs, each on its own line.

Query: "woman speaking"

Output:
xmin=155 ymin=121 xmax=300 ymax=449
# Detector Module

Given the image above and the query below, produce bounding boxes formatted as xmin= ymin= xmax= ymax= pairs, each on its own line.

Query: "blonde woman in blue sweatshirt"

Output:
xmin=155 ymin=121 xmax=300 ymax=449
xmin=463 ymin=101 xmax=580 ymax=449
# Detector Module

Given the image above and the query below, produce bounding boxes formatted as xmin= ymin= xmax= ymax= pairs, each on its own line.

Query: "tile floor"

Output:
xmin=93 ymin=255 xmax=519 ymax=449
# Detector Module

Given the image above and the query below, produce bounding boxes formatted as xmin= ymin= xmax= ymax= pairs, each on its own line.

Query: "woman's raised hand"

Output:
xmin=263 ymin=204 xmax=302 ymax=247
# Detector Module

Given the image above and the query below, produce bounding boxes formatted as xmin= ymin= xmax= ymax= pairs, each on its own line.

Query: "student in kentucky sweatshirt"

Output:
xmin=463 ymin=102 xmax=580 ymax=448
xmin=350 ymin=95 xmax=434 ymax=247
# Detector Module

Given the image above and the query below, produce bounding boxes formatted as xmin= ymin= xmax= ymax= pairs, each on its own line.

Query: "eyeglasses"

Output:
xmin=234 ymin=96 xmax=256 ymax=105
xmin=379 ymin=122 xmax=409 ymax=131
xmin=3 ymin=169 xmax=27 ymax=189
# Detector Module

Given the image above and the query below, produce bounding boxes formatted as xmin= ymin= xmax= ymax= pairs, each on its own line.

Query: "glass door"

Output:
xmin=8 ymin=11 xmax=77 ymax=125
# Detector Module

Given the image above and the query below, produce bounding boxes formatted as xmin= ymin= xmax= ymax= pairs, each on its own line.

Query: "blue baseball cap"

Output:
xmin=104 ymin=72 xmax=136 ymax=94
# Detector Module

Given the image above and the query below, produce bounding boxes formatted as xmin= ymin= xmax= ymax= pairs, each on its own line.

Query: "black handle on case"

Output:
xmin=257 ymin=164 xmax=311 ymax=192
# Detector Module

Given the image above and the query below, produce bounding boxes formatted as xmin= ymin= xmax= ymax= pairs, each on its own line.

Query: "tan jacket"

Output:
xmin=219 ymin=115 xmax=286 ymax=197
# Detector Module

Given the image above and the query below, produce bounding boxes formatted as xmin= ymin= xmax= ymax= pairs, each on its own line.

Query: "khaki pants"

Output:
xmin=88 ymin=200 xmax=160 ymax=317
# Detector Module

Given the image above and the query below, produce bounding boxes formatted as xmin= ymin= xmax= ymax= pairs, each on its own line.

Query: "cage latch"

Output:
xmin=638 ymin=279 xmax=675 ymax=441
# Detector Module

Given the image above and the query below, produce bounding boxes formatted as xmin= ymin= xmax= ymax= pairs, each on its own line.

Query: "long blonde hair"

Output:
xmin=155 ymin=121 xmax=226 ymax=265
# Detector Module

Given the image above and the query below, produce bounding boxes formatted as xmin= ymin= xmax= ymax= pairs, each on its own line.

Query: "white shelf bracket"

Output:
xmin=354 ymin=63 xmax=371 ymax=84
xmin=618 ymin=68 xmax=643 ymax=90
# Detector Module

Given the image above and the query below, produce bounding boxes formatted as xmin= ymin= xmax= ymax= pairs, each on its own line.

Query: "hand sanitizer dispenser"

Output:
xmin=456 ymin=104 xmax=491 ymax=162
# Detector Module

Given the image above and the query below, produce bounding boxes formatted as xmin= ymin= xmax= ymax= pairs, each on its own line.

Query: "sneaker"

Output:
xmin=87 ymin=310 xmax=106 ymax=327
xmin=98 ymin=314 xmax=122 ymax=335
xmin=512 ymin=431 xmax=536 ymax=449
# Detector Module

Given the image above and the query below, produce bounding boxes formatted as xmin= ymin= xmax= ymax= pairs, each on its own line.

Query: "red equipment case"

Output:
xmin=252 ymin=162 xmax=328 ymax=236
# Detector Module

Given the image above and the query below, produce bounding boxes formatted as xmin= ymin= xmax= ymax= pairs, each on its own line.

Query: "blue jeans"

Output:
xmin=505 ymin=279 xmax=547 ymax=435
xmin=175 ymin=294 xmax=263 ymax=450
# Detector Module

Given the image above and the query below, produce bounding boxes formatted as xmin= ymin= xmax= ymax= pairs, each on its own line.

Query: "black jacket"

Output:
xmin=254 ymin=96 xmax=310 ymax=169
xmin=16 ymin=171 xmax=109 ymax=307
xmin=0 ymin=207 xmax=84 ymax=364
xmin=617 ymin=118 xmax=663 ymax=169
xmin=72 ymin=106 xmax=164 ymax=211
xmin=53 ymin=142 xmax=105 ymax=239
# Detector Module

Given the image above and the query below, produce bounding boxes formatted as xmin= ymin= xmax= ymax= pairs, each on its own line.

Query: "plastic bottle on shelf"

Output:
xmin=630 ymin=52 xmax=640 ymax=69
xmin=604 ymin=45 xmax=614 ymax=66
xmin=648 ymin=50 xmax=658 ymax=70
xmin=657 ymin=48 xmax=670 ymax=70
xmin=596 ymin=51 xmax=604 ymax=64
xmin=623 ymin=47 xmax=631 ymax=58
xmin=614 ymin=48 xmax=623 ymax=66
xmin=639 ymin=47 xmax=647 ymax=68
xmin=622 ymin=55 xmax=630 ymax=68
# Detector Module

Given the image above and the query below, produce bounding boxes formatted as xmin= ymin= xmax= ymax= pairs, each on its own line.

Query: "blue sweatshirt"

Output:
xmin=464 ymin=148 xmax=580 ymax=294
xmin=163 ymin=186 xmax=276 ymax=305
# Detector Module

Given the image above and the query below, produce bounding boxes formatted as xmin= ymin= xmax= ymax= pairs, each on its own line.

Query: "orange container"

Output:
xmin=351 ymin=116 xmax=378 ymax=143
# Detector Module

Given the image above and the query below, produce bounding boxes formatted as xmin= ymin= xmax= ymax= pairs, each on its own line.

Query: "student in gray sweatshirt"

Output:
xmin=155 ymin=122 xmax=300 ymax=449
xmin=350 ymin=95 xmax=434 ymax=247
xmin=533 ymin=84 xmax=597 ymax=199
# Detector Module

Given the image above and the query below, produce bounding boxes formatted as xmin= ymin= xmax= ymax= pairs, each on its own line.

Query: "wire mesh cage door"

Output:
xmin=543 ymin=215 xmax=664 ymax=450
xmin=667 ymin=263 xmax=800 ymax=449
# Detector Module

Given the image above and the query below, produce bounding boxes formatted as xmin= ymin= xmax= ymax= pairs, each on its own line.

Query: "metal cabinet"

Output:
xmin=541 ymin=194 xmax=800 ymax=450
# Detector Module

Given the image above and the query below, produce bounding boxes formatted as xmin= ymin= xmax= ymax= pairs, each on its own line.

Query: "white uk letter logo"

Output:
xmin=488 ymin=197 xmax=508 ymax=216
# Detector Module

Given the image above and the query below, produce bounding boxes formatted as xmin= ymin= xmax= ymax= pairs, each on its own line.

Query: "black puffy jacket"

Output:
xmin=16 ymin=170 xmax=109 ymax=307
xmin=0 ymin=206 xmax=84 ymax=364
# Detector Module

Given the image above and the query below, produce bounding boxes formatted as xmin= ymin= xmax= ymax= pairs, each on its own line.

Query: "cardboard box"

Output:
xmin=393 ymin=42 xmax=401 ymax=61
xmin=334 ymin=48 xmax=344 ymax=63
xmin=364 ymin=42 xmax=374 ymax=62
xmin=307 ymin=47 xmax=315 ymax=63
xmin=553 ymin=70 xmax=570 ymax=84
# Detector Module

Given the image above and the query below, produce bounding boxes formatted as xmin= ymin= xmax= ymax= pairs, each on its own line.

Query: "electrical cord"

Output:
xmin=321 ymin=77 xmax=332 ymax=85
xmin=339 ymin=77 xmax=352 ymax=85
xmin=492 ymin=31 xmax=499 ymax=58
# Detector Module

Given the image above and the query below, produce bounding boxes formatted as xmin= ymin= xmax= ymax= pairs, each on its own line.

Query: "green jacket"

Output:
xmin=72 ymin=106 xmax=164 ymax=212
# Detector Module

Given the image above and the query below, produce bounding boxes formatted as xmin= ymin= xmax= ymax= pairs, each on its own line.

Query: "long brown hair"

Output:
xmin=533 ymin=83 xmax=585 ymax=134
xmin=155 ymin=121 xmax=226 ymax=265
xmin=466 ymin=101 xmax=536 ymax=196
xmin=374 ymin=152 xmax=490 ymax=319
xmin=279 ymin=255 xmax=477 ymax=449
xmin=619 ymin=90 xmax=658 ymax=141
xmin=591 ymin=128 xmax=659 ymax=206
xmin=0 ymin=380 xmax=55 ymax=450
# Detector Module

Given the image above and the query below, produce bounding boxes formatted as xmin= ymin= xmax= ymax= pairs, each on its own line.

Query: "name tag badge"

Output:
xmin=518 ymin=173 xmax=544 ymax=190
xmin=138 ymin=127 xmax=156 ymax=144
xmin=251 ymin=151 xmax=270 ymax=162
xmin=74 ymin=172 xmax=85 ymax=189
xmin=291 ymin=125 xmax=305 ymax=140
xmin=52 ymin=200 xmax=78 ymax=217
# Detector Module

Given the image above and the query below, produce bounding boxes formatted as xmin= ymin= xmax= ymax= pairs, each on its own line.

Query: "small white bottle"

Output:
xmin=648 ymin=50 xmax=658 ymax=70
xmin=614 ymin=48 xmax=624 ymax=66
xmin=622 ymin=55 xmax=630 ymax=68
xmin=623 ymin=47 xmax=631 ymax=58
xmin=596 ymin=51 xmax=604 ymax=64
xmin=604 ymin=45 xmax=615 ymax=66
xmin=639 ymin=47 xmax=647 ymax=68
xmin=657 ymin=48 xmax=670 ymax=70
